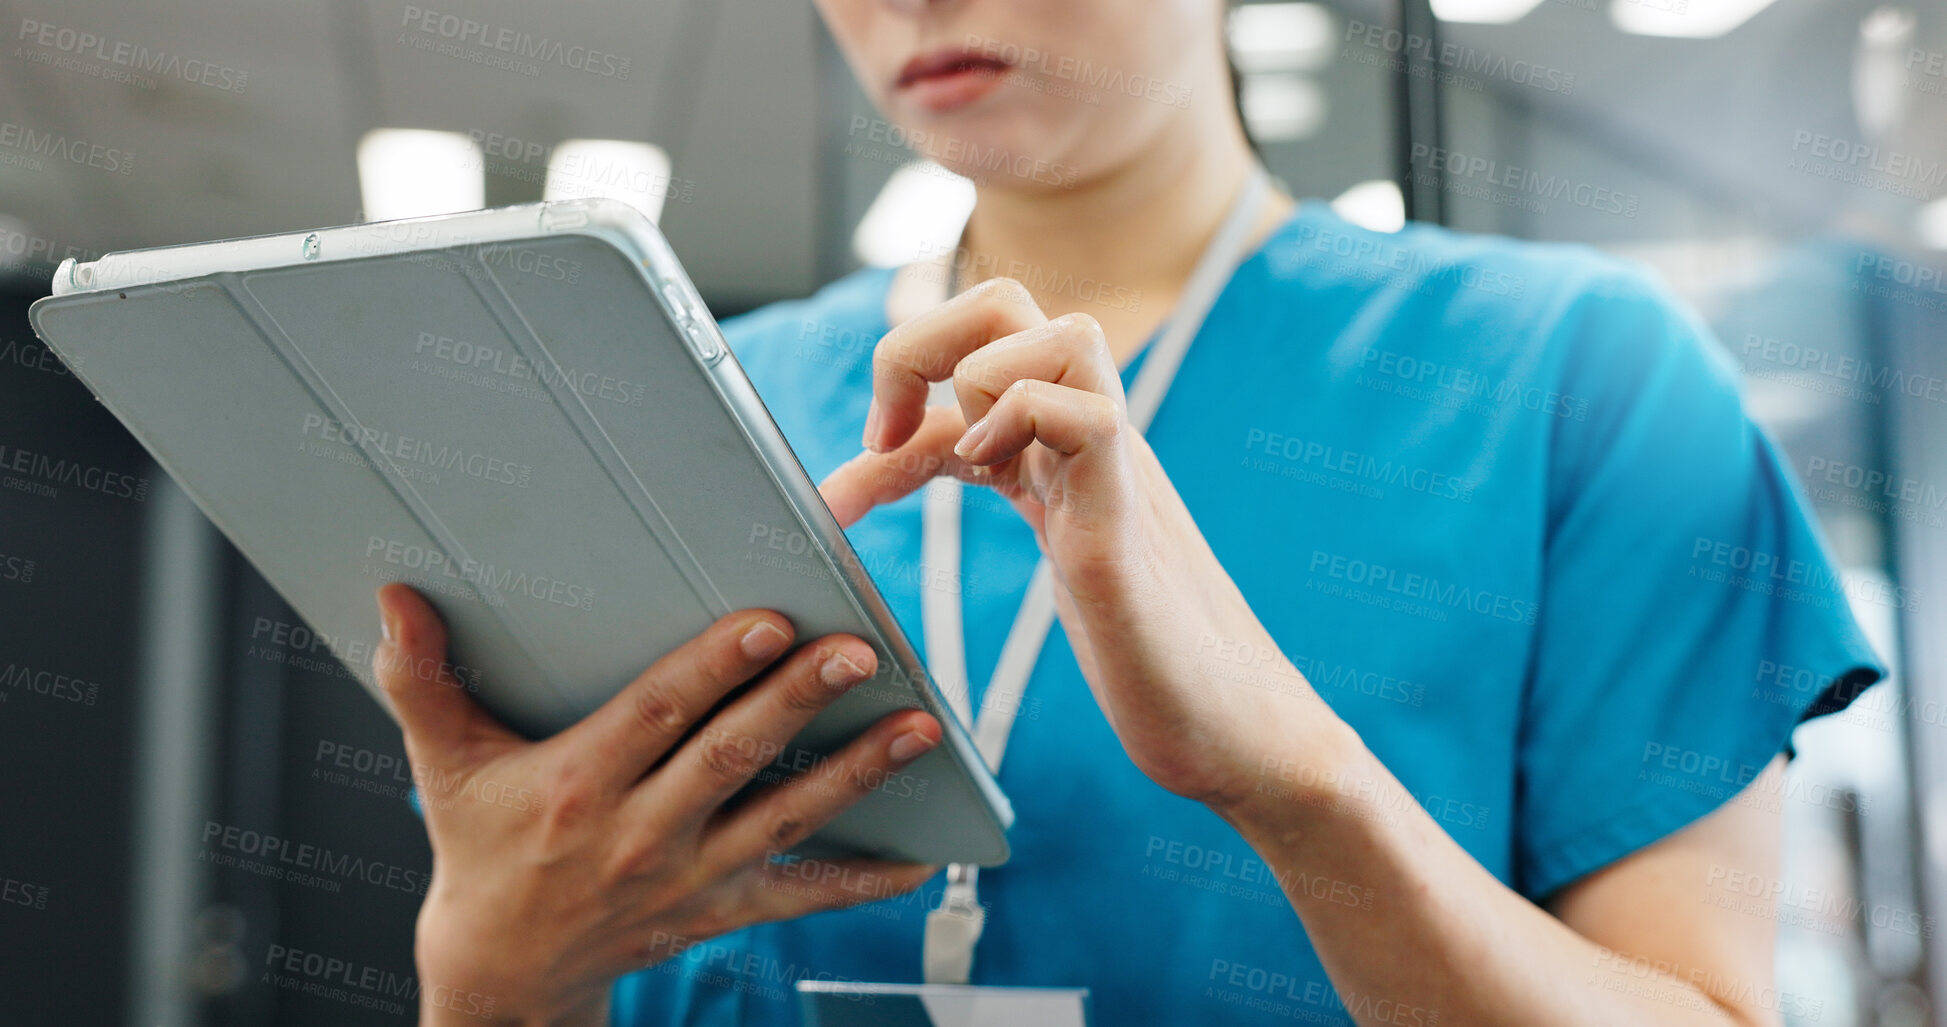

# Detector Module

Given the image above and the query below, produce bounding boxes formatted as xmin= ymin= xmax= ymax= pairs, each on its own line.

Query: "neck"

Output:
xmin=956 ymin=111 xmax=1290 ymax=362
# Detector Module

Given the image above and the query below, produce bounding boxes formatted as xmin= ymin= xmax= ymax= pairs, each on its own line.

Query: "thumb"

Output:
xmin=372 ymin=583 xmax=514 ymax=767
xmin=819 ymin=406 xmax=971 ymax=528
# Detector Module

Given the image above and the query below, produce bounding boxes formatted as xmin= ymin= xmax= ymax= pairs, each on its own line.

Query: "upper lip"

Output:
xmin=895 ymin=47 xmax=1011 ymax=89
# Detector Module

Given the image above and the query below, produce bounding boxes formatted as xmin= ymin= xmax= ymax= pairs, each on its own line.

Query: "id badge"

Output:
xmin=796 ymin=981 xmax=1091 ymax=1027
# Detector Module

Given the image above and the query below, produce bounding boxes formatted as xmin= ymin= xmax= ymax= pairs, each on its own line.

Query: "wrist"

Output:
xmin=418 ymin=987 xmax=607 ymax=1027
xmin=1211 ymin=714 xmax=1380 ymax=849
xmin=415 ymin=894 xmax=611 ymax=1027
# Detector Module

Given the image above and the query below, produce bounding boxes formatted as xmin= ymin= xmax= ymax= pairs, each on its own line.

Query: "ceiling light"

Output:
xmin=1240 ymin=73 xmax=1327 ymax=142
xmin=355 ymin=129 xmax=484 ymax=222
xmin=853 ymin=161 xmax=977 ymax=268
xmin=1611 ymin=0 xmax=1781 ymax=39
xmin=1919 ymin=196 xmax=1947 ymax=249
xmin=1431 ymin=0 xmax=1547 ymax=25
xmin=1331 ymin=180 xmax=1406 ymax=233
xmin=1228 ymin=4 xmax=1336 ymax=72
xmin=544 ymin=139 xmax=675 ymax=224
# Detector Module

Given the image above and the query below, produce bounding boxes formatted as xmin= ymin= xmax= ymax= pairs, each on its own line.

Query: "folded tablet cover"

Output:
xmin=28 ymin=211 xmax=1010 ymax=865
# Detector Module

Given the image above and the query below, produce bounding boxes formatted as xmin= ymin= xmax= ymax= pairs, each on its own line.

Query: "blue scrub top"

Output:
xmin=613 ymin=204 xmax=1885 ymax=1026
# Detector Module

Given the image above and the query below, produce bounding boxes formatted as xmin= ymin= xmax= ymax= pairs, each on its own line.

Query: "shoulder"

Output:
xmin=1256 ymin=204 xmax=1732 ymax=411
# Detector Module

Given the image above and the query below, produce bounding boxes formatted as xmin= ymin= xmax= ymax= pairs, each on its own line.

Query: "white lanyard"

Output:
xmin=919 ymin=165 xmax=1276 ymax=985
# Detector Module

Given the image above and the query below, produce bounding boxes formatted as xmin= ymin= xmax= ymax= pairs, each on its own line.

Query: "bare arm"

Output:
xmin=830 ymin=281 xmax=1789 ymax=1027
xmin=1222 ymin=732 xmax=1785 ymax=1027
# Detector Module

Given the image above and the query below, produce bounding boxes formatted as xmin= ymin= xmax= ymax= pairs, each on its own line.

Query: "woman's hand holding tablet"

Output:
xmin=373 ymin=584 xmax=943 ymax=1027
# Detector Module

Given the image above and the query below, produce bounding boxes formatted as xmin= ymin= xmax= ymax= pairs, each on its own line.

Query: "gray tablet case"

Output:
xmin=27 ymin=199 xmax=1011 ymax=866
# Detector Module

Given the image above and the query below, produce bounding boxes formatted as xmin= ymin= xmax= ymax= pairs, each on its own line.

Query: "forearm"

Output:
xmin=420 ymin=992 xmax=607 ymax=1027
xmin=1218 ymin=723 xmax=1758 ymax=1027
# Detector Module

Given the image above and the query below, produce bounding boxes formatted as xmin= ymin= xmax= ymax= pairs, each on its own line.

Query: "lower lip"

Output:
xmin=901 ymin=65 xmax=1007 ymax=113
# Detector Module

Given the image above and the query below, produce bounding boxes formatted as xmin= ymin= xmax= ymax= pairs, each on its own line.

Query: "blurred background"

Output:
xmin=0 ymin=0 xmax=1943 ymax=1023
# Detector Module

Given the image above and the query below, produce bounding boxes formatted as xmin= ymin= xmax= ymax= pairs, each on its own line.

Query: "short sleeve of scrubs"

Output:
xmin=1514 ymin=270 xmax=1886 ymax=899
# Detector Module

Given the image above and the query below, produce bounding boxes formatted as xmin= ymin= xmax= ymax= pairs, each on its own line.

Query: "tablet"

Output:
xmin=26 ymin=198 xmax=1011 ymax=866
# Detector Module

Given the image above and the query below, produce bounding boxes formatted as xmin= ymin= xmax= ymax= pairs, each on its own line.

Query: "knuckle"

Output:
xmin=631 ymin=683 xmax=691 ymax=739
xmin=601 ymin=834 xmax=672 ymax=886
xmin=1058 ymin=311 xmax=1108 ymax=350
xmin=977 ymin=276 xmax=1034 ymax=309
xmin=766 ymin=811 xmax=813 ymax=851
xmin=697 ymin=728 xmax=765 ymax=785
xmin=539 ymin=775 xmax=596 ymax=835
xmin=779 ymin=671 xmax=832 ymax=717
xmin=952 ymin=352 xmax=999 ymax=394
xmin=1087 ymin=394 xmax=1125 ymax=440
xmin=694 ymin=647 xmax=748 ymax=694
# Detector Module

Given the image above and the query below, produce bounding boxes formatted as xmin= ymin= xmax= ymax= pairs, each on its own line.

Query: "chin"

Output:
xmin=890 ymin=98 xmax=1093 ymax=191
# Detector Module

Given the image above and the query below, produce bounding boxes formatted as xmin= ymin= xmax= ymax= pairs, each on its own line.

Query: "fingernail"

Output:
xmin=379 ymin=601 xmax=397 ymax=643
xmin=741 ymin=621 xmax=790 ymax=660
xmin=888 ymin=730 xmax=938 ymax=764
xmin=862 ymin=399 xmax=883 ymax=453
xmin=953 ymin=417 xmax=991 ymax=460
xmin=821 ymin=650 xmax=870 ymax=688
